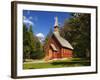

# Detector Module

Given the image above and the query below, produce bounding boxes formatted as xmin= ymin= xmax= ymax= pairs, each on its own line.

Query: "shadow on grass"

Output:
xmin=51 ymin=61 xmax=90 ymax=67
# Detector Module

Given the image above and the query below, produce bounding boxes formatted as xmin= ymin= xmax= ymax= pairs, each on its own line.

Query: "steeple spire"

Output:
xmin=54 ymin=16 xmax=58 ymax=27
xmin=54 ymin=16 xmax=59 ymax=32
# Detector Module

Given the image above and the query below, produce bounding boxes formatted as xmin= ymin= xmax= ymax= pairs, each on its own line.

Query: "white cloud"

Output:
xmin=23 ymin=19 xmax=34 ymax=26
xmin=36 ymin=33 xmax=45 ymax=38
xmin=36 ymin=33 xmax=45 ymax=43
xmin=23 ymin=16 xmax=34 ymax=26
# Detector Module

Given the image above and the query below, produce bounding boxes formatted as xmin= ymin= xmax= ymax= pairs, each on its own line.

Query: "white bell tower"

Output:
xmin=54 ymin=16 xmax=59 ymax=32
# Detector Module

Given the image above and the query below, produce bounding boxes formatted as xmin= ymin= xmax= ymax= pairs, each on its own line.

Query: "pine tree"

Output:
xmin=23 ymin=24 xmax=30 ymax=61
xmin=60 ymin=13 xmax=90 ymax=58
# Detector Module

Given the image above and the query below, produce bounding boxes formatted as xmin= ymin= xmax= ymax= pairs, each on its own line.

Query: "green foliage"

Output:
xmin=60 ymin=13 xmax=90 ymax=58
xmin=30 ymin=38 xmax=45 ymax=59
xmin=23 ymin=24 xmax=45 ymax=62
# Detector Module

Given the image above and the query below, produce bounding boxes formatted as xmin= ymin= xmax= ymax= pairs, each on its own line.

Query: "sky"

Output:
xmin=23 ymin=10 xmax=71 ymax=42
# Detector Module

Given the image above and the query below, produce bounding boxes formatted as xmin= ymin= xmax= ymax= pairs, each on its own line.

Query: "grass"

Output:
xmin=23 ymin=58 xmax=90 ymax=69
xmin=23 ymin=62 xmax=64 ymax=69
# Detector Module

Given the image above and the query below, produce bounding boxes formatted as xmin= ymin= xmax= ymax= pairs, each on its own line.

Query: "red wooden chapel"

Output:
xmin=44 ymin=17 xmax=73 ymax=61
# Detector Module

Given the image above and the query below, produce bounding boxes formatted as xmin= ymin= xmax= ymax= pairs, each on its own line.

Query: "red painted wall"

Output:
xmin=44 ymin=34 xmax=73 ymax=60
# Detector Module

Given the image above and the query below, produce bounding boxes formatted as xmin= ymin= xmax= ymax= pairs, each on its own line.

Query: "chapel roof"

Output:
xmin=53 ymin=31 xmax=74 ymax=50
xmin=50 ymin=44 xmax=58 ymax=51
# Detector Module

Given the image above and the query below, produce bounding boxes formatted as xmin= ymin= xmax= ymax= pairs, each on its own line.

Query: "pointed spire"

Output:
xmin=54 ymin=16 xmax=59 ymax=32
xmin=54 ymin=16 xmax=58 ymax=27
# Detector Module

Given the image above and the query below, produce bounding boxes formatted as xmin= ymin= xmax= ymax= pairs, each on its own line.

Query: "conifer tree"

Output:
xmin=60 ymin=13 xmax=90 ymax=58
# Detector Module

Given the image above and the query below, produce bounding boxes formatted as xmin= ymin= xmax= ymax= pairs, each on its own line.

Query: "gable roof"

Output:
xmin=53 ymin=32 xmax=74 ymax=50
xmin=50 ymin=44 xmax=58 ymax=51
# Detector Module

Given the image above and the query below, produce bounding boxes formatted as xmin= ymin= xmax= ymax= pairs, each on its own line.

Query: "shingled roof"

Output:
xmin=53 ymin=31 xmax=73 ymax=50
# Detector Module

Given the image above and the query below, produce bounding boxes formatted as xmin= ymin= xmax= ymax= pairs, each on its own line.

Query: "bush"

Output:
xmin=30 ymin=50 xmax=45 ymax=59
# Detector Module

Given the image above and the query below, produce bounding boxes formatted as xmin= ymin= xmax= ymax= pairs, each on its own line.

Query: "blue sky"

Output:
xmin=23 ymin=10 xmax=71 ymax=39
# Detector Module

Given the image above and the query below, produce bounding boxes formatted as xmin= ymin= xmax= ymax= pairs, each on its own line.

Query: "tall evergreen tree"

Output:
xmin=23 ymin=24 xmax=45 ymax=61
xmin=60 ymin=13 xmax=90 ymax=58
xmin=23 ymin=24 xmax=30 ymax=61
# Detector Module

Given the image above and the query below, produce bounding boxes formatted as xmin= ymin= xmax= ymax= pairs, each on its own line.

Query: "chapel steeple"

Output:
xmin=54 ymin=16 xmax=59 ymax=32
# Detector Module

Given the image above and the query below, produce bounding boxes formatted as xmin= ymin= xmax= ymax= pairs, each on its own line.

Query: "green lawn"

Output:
xmin=23 ymin=58 xmax=90 ymax=69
